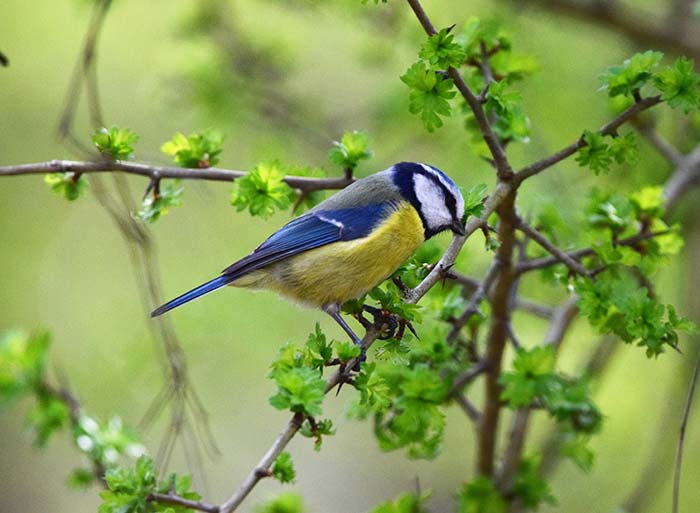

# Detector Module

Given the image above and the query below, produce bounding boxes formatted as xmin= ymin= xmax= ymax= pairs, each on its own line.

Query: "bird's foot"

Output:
xmin=358 ymin=305 xmax=419 ymax=341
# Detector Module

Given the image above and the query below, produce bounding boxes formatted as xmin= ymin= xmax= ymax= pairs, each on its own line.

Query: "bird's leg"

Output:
xmin=324 ymin=304 xmax=366 ymax=367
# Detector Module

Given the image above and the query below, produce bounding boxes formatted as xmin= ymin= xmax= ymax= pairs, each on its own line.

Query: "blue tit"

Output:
xmin=151 ymin=162 xmax=465 ymax=348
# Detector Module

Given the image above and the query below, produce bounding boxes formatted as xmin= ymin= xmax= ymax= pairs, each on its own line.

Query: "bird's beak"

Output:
xmin=450 ymin=219 xmax=466 ymax=236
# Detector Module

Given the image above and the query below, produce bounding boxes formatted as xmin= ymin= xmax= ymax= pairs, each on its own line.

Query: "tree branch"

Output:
xmin=405 ymin=0 xmax=514 ymax=179
xmin=495 ymin=296 xmax=579 ymax=491
xmin=514 ymin=95 xmax=662 ymax=183
xmin=672 ymin=335 xmax=700 ymax=513
xmin=0 ymin=159 xmax=354 ymax=193
xmin=515 ymin=0 xmax=700 ymax=59
xmin=149 ymin=493 xmax=220 ymax=513
xmin=516 ymin=229 xmax=669 ymax=274
xmin=516 ymin=218 xmax=592 ymax=278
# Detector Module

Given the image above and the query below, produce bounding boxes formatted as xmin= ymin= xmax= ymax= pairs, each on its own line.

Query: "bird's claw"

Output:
xmin=358 ymin=305 xmax=418 ymax=341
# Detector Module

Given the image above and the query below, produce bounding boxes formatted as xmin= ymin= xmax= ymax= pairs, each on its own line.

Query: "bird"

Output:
xmin=151 ymin=162 xmax=465 ymax=351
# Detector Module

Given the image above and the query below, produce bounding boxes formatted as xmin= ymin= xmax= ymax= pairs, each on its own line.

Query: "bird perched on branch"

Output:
xmin=152 ymin=162 xmax=465 ymax=352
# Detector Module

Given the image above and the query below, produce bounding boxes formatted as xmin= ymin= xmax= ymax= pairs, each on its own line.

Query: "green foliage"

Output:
xmin=44 ymin=172 xmax=88 ymax=201
xmin=462 ymin=183 xmax=488 ymax=222
xmin=576 ymin=130 xmax=638 ymax=174
xmin=0 ymin=330 xmax=50 ymax=409
xmin=512 ymin=455 xmax=556 ymax=510
xmin=99 ymin=456 xmax=200 ymax=513
xmin=576 ymin=271 xmax=696 ymax=357
xmin=268 ymin=327 xmax=334 ymax=418
xmin=400 ymin=61 xmax=456 ymax=132
xmin=349 ymin=326 xmax=461 ymax=459
xmin=272 ymin=452 xmax=296 ymax=483
xmin=134 ymin=180 xmax=184 ymax=223
xmin=26 ymin=391 xmax=69 ymax=447
xmin=500 ymin=346 xmax=602 ymax=434
xmin=287 ymin=165 xmax=327 ymax=213
xmin=335 ymin=340 xmax=361 ymax=362
xmin=369 ymin=282 xmax=422 ymax=323
xmin=370 ymin=491 xmax=432 ymax=513
xmin=230 ymin=160 xmax=295 ymax=218
xmin=74 ymin=415 xmax=145 ymax=468
xmin=255 ymin=492 xmax=305 ymax=513
xmin=458 ymin=477 xmax=506 ymax=513
xmin=575 ymin=131 xmax=612 ymax=174
xmin=560 ymin=434 xmax=595 ymax=472
xmin=458 ymin=17 xmax=511 ymax=61
xmin=269 ymin=366 xmax=326 ymax=417
xmin=653 ymin=57 xmax=700 ymax=113
xmin=92 ymin=126 xmax=139 ymax=160
xmin=599 ymin=50 xmax=663 ymax=98
xmin=419 ymin=28 xmax=466 ymax=70
xmin=299 ymin=418 xmax=335 ymax=451
xmin=161 ymin=129 xmax=223 ymax=168
xmin=328 ymin=131 xmax=373 ymax=171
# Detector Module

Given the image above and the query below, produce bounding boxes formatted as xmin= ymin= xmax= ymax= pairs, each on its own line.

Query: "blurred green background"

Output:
xmin=1 ymin=1 xmax=699 ymax=512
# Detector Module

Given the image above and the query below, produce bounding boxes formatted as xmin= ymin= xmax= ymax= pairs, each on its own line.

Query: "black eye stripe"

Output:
xmin=391 ymin=162 xmax=460 ymax=238
xmin=413 ymin=166 xmax=458 ymax=221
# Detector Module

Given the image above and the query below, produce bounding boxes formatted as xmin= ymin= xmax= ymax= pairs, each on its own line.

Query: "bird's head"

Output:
xmin=390 ymin=162 xmax=466 ymax=239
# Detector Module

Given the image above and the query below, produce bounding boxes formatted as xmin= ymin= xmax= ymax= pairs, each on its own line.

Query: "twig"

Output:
xmin=672 ymin=347 xmax=700 ymax=513
xmin=405 ymin=0 xmax=514 ymax=179
xmin=218 ymin=327 xmax=380 ymax=513
xmin=454 ymin=393 xmax=481 ymax=423
xmin=634 ymin=122 xmax=684 ymax=166
xmin=516 ymin=229 xmax=669 ymax=274
xmin=405 ymin=182 xmax=512 ymax=303
xmin=514 ymin=95 xmax=662 ymax=183
xmin=516 ymin=218 xmax=591 ymax=278
xmin=149 ymin=493 xmax=220 ymax=513
xmin=0 ymin=159 xmax=355 ymax=193
xmin=496 ymin=296 xmax=579 ymax=490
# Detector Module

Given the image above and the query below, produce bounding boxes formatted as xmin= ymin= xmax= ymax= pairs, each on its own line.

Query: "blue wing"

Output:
xmin=221 ymin=203 xmax=391 ymax=276
xmin=151 ymin=203 xmax=393 ymax=317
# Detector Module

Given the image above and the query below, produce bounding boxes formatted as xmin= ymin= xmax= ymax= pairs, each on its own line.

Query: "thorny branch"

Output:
xmin=0 ymin=159 xmax=355 ymax=193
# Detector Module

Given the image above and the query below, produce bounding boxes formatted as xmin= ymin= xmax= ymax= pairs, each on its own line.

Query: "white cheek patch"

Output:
xmin=419 ymin=163 xmax=465 ymax=221
xmin=413 ymin=173 xmax=452 ymax=230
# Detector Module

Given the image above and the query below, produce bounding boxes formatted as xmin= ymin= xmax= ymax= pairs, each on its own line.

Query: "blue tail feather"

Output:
xmin=151 ymin=275 xmax=230 ymax=317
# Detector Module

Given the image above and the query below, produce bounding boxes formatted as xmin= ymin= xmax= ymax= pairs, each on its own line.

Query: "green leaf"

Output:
xmin=0 ymin=330 xmax=50 ymax=410
xmin=599 ymin=50 xmax=664 ymax=97
xmin=400 ymin=61 xmax=456 ymax=132
xmin=161 ymin=129 xmax=224 ymax=168
xmin=458 ymin=477 xmax=506 ymax=513
xmin=303 ymin=324 xmax=333 ymax=370
xmin=462 ymin=183 xmax=488 ymax=221
xmin=254 ymin=492 xmax=305 ymax=513
xmin=576 ymin=130 xmax=612 ymax=174
xmin=419 ymin=28 xmax=466 ymax=70
xmin=328 ymin=130 xmax=373 ymax=171
xmin=92 ymin=126 xmax=139 ymax=160
xmin=26 ymin=391 xmax=69 ymax=447
xmin=271 ymin=452 xmax=296 ymax=483
xmin=134 ymin=180 xmax=184 ymax=223
xmin=230 ymin=160 xmax=295 ymax=219
xmin=370 ymin=491 xmax=432 ymax=513
xmin=299 ymin=418 xmax=334 ymax=451
xmin=335 ymin=340 xmax=361 ymax=362
xmin=44 ymin=173 xmax=88 ymax=201
xmin=560 ymin=434 xmax=595 ymax=472
xmin=653 ymin=57 xmax=700 ymax=113
xmin=269 ymin=366 xmax=326 ymax=417
xmin=512 ymin=455 xmax=557 ymax=510
xmin=609 ymin=132 xmax=639 ymax=165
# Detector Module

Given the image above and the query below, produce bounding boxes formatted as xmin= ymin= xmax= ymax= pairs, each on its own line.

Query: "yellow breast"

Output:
xmin=234 ymin=202 xmax=425 ymax=307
